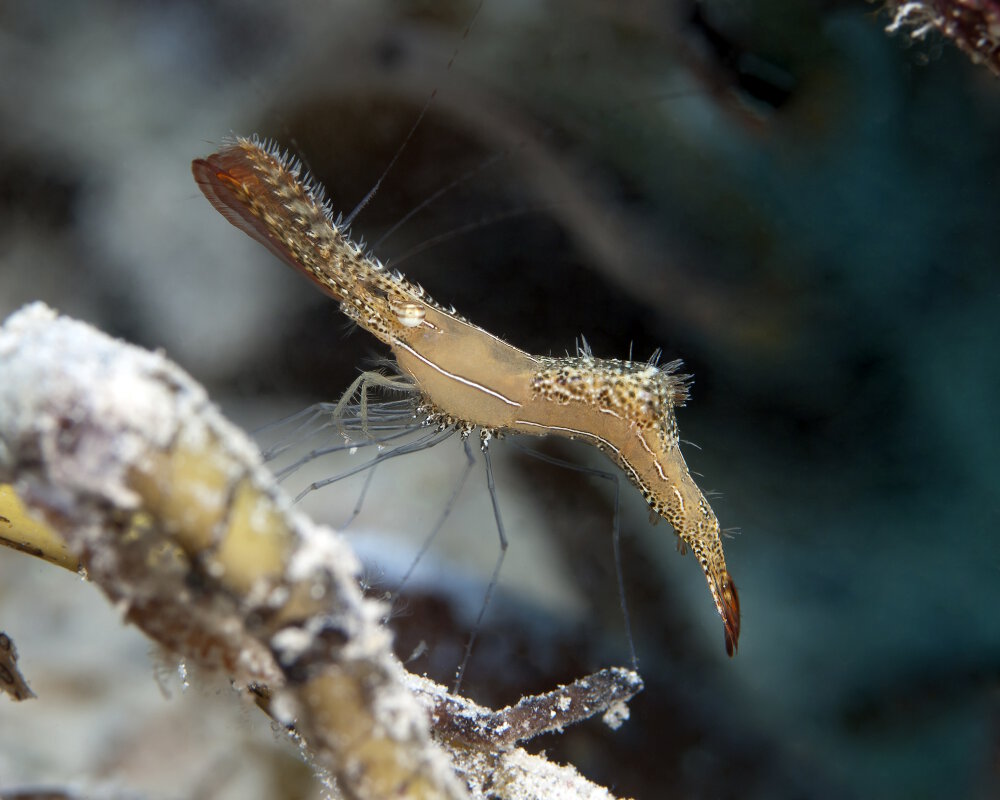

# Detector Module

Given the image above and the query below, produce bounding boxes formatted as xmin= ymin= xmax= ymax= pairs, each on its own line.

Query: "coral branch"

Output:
xmin=412 ymin=668 xmax=643 ymax=750
xmin=0 ymin=484 xmax=78 ymax=570
xmin=0 ymin=303 xmax=638 ymax=800
xmin=884 ymin=0 xmax=1000 ymax=75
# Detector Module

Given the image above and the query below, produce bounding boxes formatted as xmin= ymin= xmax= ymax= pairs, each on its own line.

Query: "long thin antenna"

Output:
xmin=510 ymin=440 xmax=637 ymax=670
xmin=374 ymin=87 xmax=704 ymax=254
xmin=388 ymin=205 xmax=547 ymax=268
xmin=453 ymin=441 xmax=508 ymax=695
xmin=373 ymin=150 xmax=506 ymax=251
xmin=340 ymin=465 xmax=378 ymax=530
xmin=387 ymin=438 xmax=477 ymax=616
xmin=295 ymin=427 xmax=454 ymax=503
xmin=343 ymin=0 xmax=486 ymax=228
xmin=274 ymin=423 xmax=416 ymax=482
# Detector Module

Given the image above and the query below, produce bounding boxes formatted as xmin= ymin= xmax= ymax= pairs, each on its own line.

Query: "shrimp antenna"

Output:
xmin=387 ymin=206 xmax=547 ymax=269
xmin=376 ymin=84 xmax=712 ymax=255
xmin=269 ymin=409 xmax=420 ymax=482
xmin=385 ymin=438 xmax=478 ymax=619
xmin=374 ymin=149 xmax=508 ymax=252
xmin=339 ymin=465 xmax=378 ymax=531
xmin=294 ymin=427 xmax=454 ymax=503
xmin=508 ymin=439 xmax=637 ymax=671
xmin=453 ymin=441 xmax=508 ymax=695
xmin=343 ymin=0 xmax=486 ymax=229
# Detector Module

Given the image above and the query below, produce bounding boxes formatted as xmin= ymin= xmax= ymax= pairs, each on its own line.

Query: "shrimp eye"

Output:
xmin=390 ymin=300 xmax=426 ymax=328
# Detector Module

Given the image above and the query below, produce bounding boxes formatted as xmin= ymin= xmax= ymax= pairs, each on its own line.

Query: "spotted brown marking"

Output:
xmin=530 ymin=351 xmax=738 ymax=653
xmin=193 ymin=135 xmax=740 ymax=655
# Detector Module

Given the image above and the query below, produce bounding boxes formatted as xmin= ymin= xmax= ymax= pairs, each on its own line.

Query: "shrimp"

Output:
xmin=192 ymin=135 xmax=740 ymax=655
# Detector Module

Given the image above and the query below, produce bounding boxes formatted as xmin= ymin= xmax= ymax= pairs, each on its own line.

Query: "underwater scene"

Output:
xmin=1 ymin=2 xmax=999 ymax=798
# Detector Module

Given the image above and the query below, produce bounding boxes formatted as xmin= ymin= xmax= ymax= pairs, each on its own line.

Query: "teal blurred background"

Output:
xmin=1 ymin=1 xmax=999 ymax=798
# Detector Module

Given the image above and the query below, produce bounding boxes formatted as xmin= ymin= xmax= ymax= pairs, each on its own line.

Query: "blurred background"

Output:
xmin=2 ymin=1 xmax=999 ymax=798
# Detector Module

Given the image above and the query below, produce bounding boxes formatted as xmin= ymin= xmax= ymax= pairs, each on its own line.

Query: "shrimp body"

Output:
xmin=193 ymin=136 xmax=740 ymax=655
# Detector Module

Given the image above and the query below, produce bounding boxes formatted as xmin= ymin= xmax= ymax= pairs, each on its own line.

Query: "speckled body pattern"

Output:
xmin=192 ymin=135 xmax=740 ymax=655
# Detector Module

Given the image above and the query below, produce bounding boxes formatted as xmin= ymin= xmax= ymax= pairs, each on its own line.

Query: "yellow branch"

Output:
xmin=0 ymin=484 xmax=78 ymax=571
xmin=0 ymin=303 xmax=465 ymax=800
xmin=0 ymin=302 xmax=637 ymax=800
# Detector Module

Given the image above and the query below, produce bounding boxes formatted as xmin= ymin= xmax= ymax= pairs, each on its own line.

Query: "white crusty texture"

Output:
xmin=0 ymin=303 xmax=188 ymax=506
xmin=0 ymin=303 xmax=465 ymax=800
xmin=0 ymin=302 xmax=637 ymax=800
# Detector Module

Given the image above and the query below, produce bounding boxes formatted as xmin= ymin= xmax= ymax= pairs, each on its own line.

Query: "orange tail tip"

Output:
xmin=720 ymin=572 xmax=741 ymax=657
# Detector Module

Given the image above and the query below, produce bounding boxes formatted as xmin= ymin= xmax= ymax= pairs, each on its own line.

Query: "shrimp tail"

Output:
xmin=192 ymin=136 xmax=353 ymax=305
